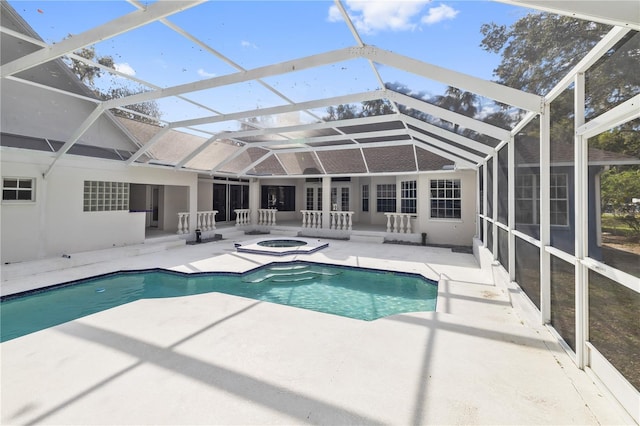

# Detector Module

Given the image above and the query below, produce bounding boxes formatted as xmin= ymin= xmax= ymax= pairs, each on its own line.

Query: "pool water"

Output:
xmin=0 ymin=262 xmax=437 ymax=342
xmin=256 ymin=239 xmax=308 ymax=248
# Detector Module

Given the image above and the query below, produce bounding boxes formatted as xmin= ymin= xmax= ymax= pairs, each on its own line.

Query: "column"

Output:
xmin=249 ymin=178 xmax=260 ymax=226
xmin=322 ymin=176 xmax=331 ymax=229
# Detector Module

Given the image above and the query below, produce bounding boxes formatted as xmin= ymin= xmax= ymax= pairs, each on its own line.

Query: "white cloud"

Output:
xmin=197 ymin=68 xmax=216 ymax=78
xmin=114 ymin=62 xmax=135 ymax=76
xmin=421 ymin=4 xmax=459 ymax=25
xmin=241 ymin=40 xmax=257 ymax=49
xmin=329 ymin=1 xmax=459 ymax=33
xmin=330 ymin=0 xmax=430 ymax=34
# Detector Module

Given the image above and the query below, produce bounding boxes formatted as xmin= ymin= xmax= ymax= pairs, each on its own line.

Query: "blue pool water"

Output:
xmin=0 ymin=262 xmax=437 ymax=342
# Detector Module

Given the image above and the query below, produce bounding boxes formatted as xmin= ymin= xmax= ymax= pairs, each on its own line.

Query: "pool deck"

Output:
xmin=1 ymin=235 xmax=634 ymax=425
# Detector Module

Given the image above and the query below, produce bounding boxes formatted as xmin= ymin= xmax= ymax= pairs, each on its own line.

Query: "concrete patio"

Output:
xmin=0 ymin=234 xmax=633 ymax=425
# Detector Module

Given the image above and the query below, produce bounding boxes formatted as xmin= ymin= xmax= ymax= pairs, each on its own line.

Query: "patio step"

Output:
xmin=350 ymin=233 xmax=385 ymax=244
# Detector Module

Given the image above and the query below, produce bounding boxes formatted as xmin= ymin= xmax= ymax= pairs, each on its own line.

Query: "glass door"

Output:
xmin=213 ymin=184 xmax=227 ymax=223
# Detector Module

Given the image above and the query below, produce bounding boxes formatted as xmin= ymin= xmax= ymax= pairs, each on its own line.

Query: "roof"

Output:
xmin=1 ymin=0 xmax=638 ymax=178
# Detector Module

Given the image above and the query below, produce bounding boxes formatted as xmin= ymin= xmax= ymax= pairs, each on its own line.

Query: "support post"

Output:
xmin=574 ymin=72 xmax=588 ymax=369
xmin=322 ymin=176 xmax=331 ymax=229
xmin=540 ymin=103 xmax=551 ymax=324
xmin=249 ymin=179 xmax=260 ymax=226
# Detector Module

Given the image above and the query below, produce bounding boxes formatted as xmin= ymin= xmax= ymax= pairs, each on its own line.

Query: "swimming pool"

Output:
xmin=0 ymin=261 xmax=437 ymax=342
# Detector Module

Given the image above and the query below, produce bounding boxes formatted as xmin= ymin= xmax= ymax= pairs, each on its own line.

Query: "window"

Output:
xmin=401 ymin=180 xmax=416 ymax=214
xmin=362 ymin=185 xmax=369 ymax=212
xmin=430 ymin=179 xmax=461 ymax=219
xmin=341 ymin=188 xmax=349 ymax=211
xmin=317 ymin=188 xmax=322 ymax=211
xmin=83 ymin=181 xmax=129 ymax=212
xmin=376 ymin=184 xmax=396 ymax=213
xmin=2 ymin=178 xmax=35 ymax=201
xmin=516 ymin=173 xmax=568 ymax=226
xmin=306 ymin=187 xmax=314 ymax=210
xmin=515 ymin=174 xmax=537 ymax=224
xmin=261 ymin=185 xmax=295 ymax=211
xmin=550 ymin=174 xmax=568 ymax=226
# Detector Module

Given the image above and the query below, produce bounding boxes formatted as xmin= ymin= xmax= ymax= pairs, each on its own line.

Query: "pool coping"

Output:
xmin=234 ymin=237 xmax=329 ymax=256
xmin=0 ymin=259 xmax=437 ymax=302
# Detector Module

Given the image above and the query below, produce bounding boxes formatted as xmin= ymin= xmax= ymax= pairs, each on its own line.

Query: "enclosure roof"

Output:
xmin=1 ymin=0 xmax=638 ymax=177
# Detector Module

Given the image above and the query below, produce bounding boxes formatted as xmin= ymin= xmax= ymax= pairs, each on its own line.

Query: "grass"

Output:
xmin=601 ymin=213 xmax=639 ymax=238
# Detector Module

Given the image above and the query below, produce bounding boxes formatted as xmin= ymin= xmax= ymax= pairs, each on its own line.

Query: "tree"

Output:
xmin=433 ymin=86 xmax=479 ymax=133
xmin=101 ymin=86 xmax=161 ymax=125
xmin=68 ymin=45 xmax=114 ymax=87
xmin=67 ymin=44 xmax=162 ymax=124
xmin=479 ymin=13 xmax=639 ymax=118
xmin=479 ymin=14 xmax=611 ymax=96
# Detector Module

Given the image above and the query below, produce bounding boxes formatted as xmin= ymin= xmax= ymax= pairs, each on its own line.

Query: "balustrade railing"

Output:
xmin=258 ymin=209 xmax=277 ymax=226
xmin=197 ymin=210 xmax=218 ymax=231
xmin=384 ymin=213 xmax=415 ymax=233
xmin=330 ymin=211 xmax=353 ymax=231
xmin=301 ymin=210 xmax=322 ymax=228
xmin=177 ymin=210 xmax=219 ymax=234
xmin=234 ymin=209 xmax=250 ymax=226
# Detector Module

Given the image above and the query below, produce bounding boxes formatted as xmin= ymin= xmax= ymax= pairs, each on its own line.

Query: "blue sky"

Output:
xmin=10 ymin=0 xmax=536 ymax=130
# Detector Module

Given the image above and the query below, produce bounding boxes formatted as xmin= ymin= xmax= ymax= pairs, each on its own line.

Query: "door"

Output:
xmin=229 ymin=184 xmax=249 ymax=221
xmin=213 ymin=184 xmax=227 ymax=223
xmin=331 ymin=185 xmax=350 ymax=211
xmin=147 ymin=185 xmax=160 ymax=227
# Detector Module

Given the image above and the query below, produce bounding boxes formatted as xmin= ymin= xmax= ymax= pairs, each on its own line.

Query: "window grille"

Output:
xmin=430 ymin=179 xmax=461 ymax=219
xmin=376 ymin=184 xmax=396 ymax=213
xmin=2 ymin=178 xmax=35 ymax=201
xmin=401 ymin=180 xmax=417 ymax=214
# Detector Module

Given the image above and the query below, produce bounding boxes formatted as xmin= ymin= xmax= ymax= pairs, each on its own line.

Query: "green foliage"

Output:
xmin=600 ymin=168 xmax=640 ymax=213
xmin=323 ymin=100 xmax=393 ymax=121
xmin=69 ymin=46 xmax=114 ymax=87
xmin=590 ymin=125 xmax=640 ymax=159
xmin=480 ymin=14 xmax=611 ymax=96
xmin=67 ymin=42 xmax=161 ymax=124
xmin=101 ymin=87 xmax=161 ymax=125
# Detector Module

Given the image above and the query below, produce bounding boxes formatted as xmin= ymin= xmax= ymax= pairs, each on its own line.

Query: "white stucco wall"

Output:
xmin=197 ymin=178 xmax=213 ymax=211
xmin=416 ymin=170 xmax=477 ymax=246
xmin=1 ymin=148 xmax=197 ymax=263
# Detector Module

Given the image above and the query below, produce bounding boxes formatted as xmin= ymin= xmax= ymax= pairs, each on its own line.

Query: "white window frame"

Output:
xmin=515 ymin=173 xmax=568 ymax=226
xmin=430 ymin=179 xmax=461 ymax=219
xmin=401 ymin=180 xmax=417 ymax=214
xmin=2 ymin=177 xmax=35 ymax=202
xmin=362 ymin=184 xmax=369 ymax=212
xmin=376 ymin=183 xmax=396 ymax=213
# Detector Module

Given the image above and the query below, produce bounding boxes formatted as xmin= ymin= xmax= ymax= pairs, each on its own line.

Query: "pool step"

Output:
xmin=269 ymin=265 xmax=309 ymax=271
xmin=243 ymin=267 xmax=340 ymax=284
xmin=271 ymin=275 xmax=315 ymax=283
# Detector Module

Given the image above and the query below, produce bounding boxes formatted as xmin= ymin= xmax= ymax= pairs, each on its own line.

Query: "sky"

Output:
xmin=8 ymin=0 xmax=538 ymax=133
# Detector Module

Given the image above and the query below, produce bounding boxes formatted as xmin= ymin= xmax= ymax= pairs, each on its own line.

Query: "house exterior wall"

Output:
xmin=1 ymin=148 xmax=197 ymax=264
xmin=197 ymin=178 xmax=213 ymax=211
xmin=417 ymin=170 xmax=477 ymax=246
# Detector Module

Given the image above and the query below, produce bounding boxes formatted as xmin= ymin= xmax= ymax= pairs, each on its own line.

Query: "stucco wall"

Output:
xmin=1 ymin=149 xmax=197 ymax=263
xmin=417 ymin=170 xmax=477 ymax=246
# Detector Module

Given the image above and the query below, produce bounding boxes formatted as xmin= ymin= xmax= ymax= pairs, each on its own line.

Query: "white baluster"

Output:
xmin=386 ymin=214 xmax=391 ymax=232
xmin=347 ymin=212 xmax=353 ymax=231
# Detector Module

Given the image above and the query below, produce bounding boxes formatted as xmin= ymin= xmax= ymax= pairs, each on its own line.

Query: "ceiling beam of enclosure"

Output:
xmin=496 ymin=0 xmax=640 ymax=31
xmin=0 ymin=1 xmax=205 ymax=78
